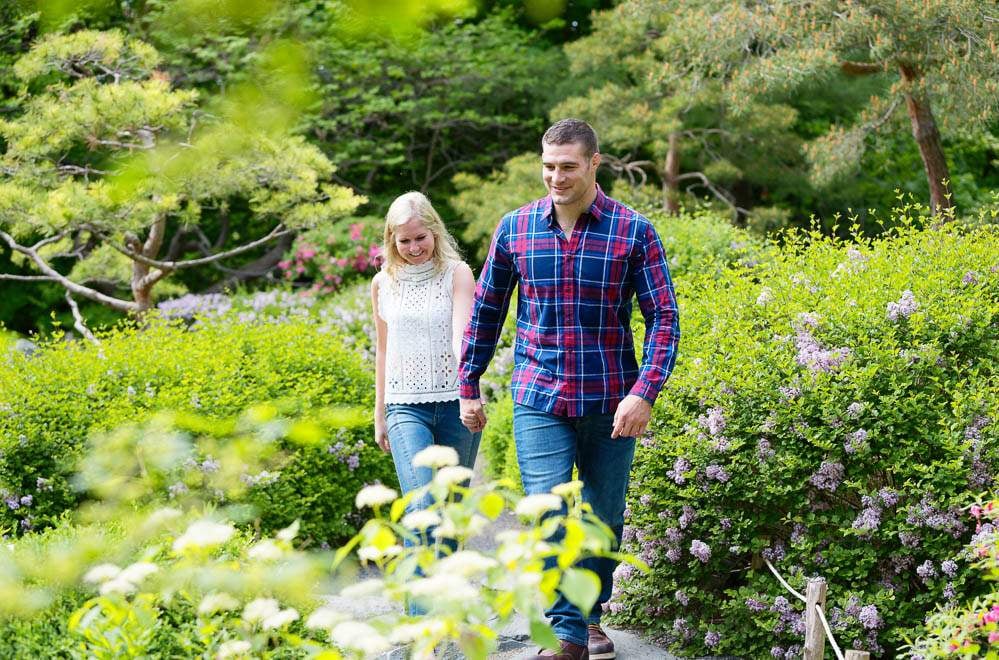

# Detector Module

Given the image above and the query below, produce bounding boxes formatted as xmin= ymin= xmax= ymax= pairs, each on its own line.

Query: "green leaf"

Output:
xmin=559 ymin=568 xmax=600 ymax=616
xmin=529 ymin=618 xmax=560 ymax=651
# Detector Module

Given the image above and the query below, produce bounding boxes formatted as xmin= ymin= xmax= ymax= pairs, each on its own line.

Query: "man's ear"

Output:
xmin=591 ymin=152 xmax=601 ymax=169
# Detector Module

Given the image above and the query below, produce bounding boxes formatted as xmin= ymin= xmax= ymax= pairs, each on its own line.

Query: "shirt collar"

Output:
xmin=542 ymin=184 xmax=608 ymax=227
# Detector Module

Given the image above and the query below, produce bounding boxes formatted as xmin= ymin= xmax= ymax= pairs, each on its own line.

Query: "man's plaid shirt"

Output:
xmin=459 ymin=186 xmax=680 ymax=417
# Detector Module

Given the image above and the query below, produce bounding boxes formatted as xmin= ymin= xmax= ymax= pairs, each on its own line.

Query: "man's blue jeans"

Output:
xmin=513 ymin=403 xmax=636 ymax=647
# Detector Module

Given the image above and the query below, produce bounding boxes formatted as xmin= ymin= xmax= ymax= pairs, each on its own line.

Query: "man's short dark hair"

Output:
xmin=542 ymin=119 xmax=599 ymax=158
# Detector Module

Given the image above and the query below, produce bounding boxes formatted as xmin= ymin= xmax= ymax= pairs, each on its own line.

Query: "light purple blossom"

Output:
xmin=200 ymin=458 xmax=220 ymax=473
xmin=665 ymin=547 xmax=682 ymax=563
xmin=779 ymin=385 xmax=801 ymax=401
xmin=675 ymin=590 xmax=689 ymax=606
xmin=19 ymin=495 xmax=32 ymax=507
xmin=962 ymin=271 xmax=979 ymax=286
xmin=879 ymin=488 xmax=899 ymax=507
xmin=771 ymin=648 xmax=785 ymax=658
xmin=809 ymin=461 xmax=845 ymax=492
xmin=720 ymin=517 xmax=732 ymax=530
xmin=168 ymin=482 xmax=189 ymax=498
xmin=679 ymin=506 xmax=696 ymax=529
xmin=757 ymin=438 xmax=775 ymax=461
xmin=845 ymin=428 xmax=869 ymax=454
xmin=689 ymin=540 xmax=711 ymax=563
xmin=698 ymin=407 xmax=727 ymax=436
xmin=887 ymin=290 xmax=918 ymax=321
xmin=347 ymin=454 xmax=360 ymax=470
xmin=790 ymin=523 xmax=807 ymax=544
xmin=941 ymin=560 xmax=958 ymax=577
xmin=639 ymin=494 xmax=652 ymax=506
xmin=746 ymin=597 xmax=767 ymax=612
xmin=665 ymin=527 xmax=683 ymax=543
xmin=795 ymin=330 xmax=851 ymax=373
xmin=944 ymin=581 xmax=957 ymax=600
xmin=763 ymin=542 xmax=786 ymax=563
xmin=916 ymin=560 xmax=936 ymax=583
xmin=705 ymin=464 xmax=730 ymax=483
xmin=795 ymin=312 xmax=821 ymax=329
xmin=668 ymin=457 xmax=691 ymax=485
xmin=858 ymin=604 xmax=882 ymax=630
xmin=4 ymin=497 xmax=19 ymax=511
xmin=853 ymin=507 xmax=881 ymax=534
xmin=704 ymin=631 xmax=720 ymax=648
xmin=846 ymin=402 xmax=865 ymax=419
xmin=36 ymin=477 xmax=52 ymax=491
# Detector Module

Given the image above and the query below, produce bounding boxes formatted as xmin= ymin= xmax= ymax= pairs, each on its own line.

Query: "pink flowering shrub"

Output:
xmin=608 ymin=209 xmax=999 ymax=657
xmin=279 ymin=216 xmax=383 ymax=295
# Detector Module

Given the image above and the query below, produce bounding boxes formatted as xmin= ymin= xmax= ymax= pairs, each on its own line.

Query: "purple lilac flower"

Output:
xmin=879 ymin=488 xmax=899 ymax=507
xmin=746 ymin=597 xmax=768 ymax=612
xmin=705 ymin=464 xmax=730 ymax=483
xmin=887 ymin=290 xmax=918 ymax=321
xmin=757 ymin=438 xmax=775 ymax=461
xmin=916 ymin=560 xmax=937 ymax=583
xmin=795 ymin=330 xmax=851 ymax=373
xmin=790 ymin=524 xmax=807 ymax=544
xmin=19 ymin=495 xmax=31 ymax=507
xmin=720 ymin=517 xmax=732 ymax=530
xmin=704 ymin=631 xmax=720 ymax=648
xmin=809 ymin=461 xmax=845 ymax=492
xmin=771 ymin=647 xmax=784 ymax=658
xmin=679 ymin=506 xmax=696 ymax=529
xmin=665 ymin=547 xmax=682 ymax=563
xmin=665 ymin=527 xmax=683 ymax=543
xmin=674 ymin=590 xmax=689 ymax=606
xmin=347 ymin=454 xmax=360 ymax=470
xmin=158 ymin=293 xmax=233 ymax=320
xmin=613 ymin=562 xmax=635 ymax=582
xmin=168 ymin=482 xmax=189 ymax=498
xmin=941 ymin=560 xmax=958 ymax=577
xmin=965 ymin=415 xmax=992 ymax=441
xmin=689 ymin=540 xmax=711 ymax=563
xmin=846 ymin=402 xmax=865 ymax=419
xmin=845 ymin=428 xmax=869 ymax=454
xmin=639 ymin=494 xmax=652 ymax=507
xmin=622 ymin=526 xmax=637 ymax=543
xmin=672 ymin=618 xmax=692 ymax=641
xmin=962 ymin=271 xmax=979 ymax=286
xmin=858 ymin=604 xmax=882 ymax=630
xmin=698 ymin=407 xmax=727 ymax=436
xmin=779 ymin=385 xmax=800 ymax=401
xmin=795 ymin=312 xmax=821 ymax=329
xmin=790 ymin=613 xmax=806 ymax=636
xmin=668 ymin=457 xmax=691 ymax=485
xmin=852 ymin=507 xmax=881 ymax=534
xmin=36 ymin=477 xmax=52 ymax=491
xmin=4 ymin=497 xmax=19 ymax=511
xmin=200 ymin=458 xmax=221 ymax=473
xmin=19 ymin=518 xmax=32 ymax=531
xmin=763 ymin=542 xmax=786 ymax=563
xmin=944 ymin=581 xmax=957 ymax=600
xmin=784 ymin=646 xmax=802 ymax=660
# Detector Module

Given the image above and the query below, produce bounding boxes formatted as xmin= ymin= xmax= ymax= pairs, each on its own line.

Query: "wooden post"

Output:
xmin=845 ymin=652 xmax=870 ymax=660
xmin=803 ymin=577 xmax=827 ymax=660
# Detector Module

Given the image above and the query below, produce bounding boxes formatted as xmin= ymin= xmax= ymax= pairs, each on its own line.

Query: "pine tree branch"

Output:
xmin=65 ymin=291 xmax=100 ymax=346
xmin=0 ymin=231 xmax=139 ymax=312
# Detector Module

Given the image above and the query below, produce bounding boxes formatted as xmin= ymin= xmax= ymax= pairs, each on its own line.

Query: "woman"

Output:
xmin=371 ymin=191 xmax=481 ymax=520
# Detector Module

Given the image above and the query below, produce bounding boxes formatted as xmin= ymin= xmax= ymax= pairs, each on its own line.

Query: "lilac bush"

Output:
xmin=608 ymin=216 xmax=999 ymax=656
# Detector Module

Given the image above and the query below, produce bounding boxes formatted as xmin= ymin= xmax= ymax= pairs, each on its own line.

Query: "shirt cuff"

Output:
xmin=459 ymin=381 xmax=481 ymax=400
xmin=628 ymin=379 xmax=660 ymax=405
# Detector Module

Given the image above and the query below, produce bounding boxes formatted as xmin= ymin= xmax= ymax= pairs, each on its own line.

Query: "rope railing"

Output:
xmin=764 ymin=558 xmax=869 ymax=660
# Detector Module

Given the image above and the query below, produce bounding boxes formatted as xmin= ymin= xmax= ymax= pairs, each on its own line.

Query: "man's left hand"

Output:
xmin=612 ymin=395 xmax=652 ymax=439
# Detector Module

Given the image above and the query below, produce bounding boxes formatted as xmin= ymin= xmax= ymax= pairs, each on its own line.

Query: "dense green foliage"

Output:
xmin=607 ymin=211 xmax=999 ymax=656
xmin=0 ymin=318 xmax=394 ymax=544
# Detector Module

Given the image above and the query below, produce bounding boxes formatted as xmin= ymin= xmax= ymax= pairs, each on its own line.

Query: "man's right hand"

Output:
xmin=460 ymin=398 xmax=487 ymax=433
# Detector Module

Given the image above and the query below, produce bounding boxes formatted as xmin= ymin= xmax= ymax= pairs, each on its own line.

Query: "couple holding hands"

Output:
xmin=371 ymin=119 xmax=680 ymax=660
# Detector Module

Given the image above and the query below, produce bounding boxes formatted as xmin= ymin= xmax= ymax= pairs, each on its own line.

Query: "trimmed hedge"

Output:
xmin=609 ymin=219 xmax=999 ymax=656
xmin=0 ymin=318 xmax=395 ymax=544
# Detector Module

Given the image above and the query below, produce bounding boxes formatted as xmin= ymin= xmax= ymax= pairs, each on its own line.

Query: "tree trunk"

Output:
xmin=662 ymin=131 xmax=681 ymax=214
xmin=898 ymin=63 xmax=953 ymax=217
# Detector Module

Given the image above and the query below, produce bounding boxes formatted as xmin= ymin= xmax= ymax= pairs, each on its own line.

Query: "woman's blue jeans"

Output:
xmin=385 ymin=399 xmax=480 ymax=614
xmin=513 ymin=403 xmax=636 ymax=648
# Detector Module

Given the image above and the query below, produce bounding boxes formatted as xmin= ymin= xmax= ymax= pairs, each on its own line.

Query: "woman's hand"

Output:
xmin=374 ymin=413 xmax=390 ymax=453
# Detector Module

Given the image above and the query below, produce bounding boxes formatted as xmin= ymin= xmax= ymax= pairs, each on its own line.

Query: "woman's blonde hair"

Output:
xmin=382 ymin=191 xmax=463 ymax=279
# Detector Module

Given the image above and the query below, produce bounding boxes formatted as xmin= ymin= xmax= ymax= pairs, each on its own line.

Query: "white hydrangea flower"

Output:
xmin=389 ymin=619 xmax=447 ymax=644
xmin=402 ymin=509 xmax=442 ymax=530
xmin=198 ymin=592 xmax=241 ymax=616
xmin=433 ymin=550 xmax=497 ymax=577
xmin=354 ymin=484 xmax=398 ymax=509
xmin=118 ymin=561 xmax=158 ymax=585
xmin=242 ymin=597 xmax=281 ymax=624
xmin=215 ymin=639 xmax=252 ymax=659
xmin=331 ymin=621 xmax=390 ymax=655
xmin=514 ymin=494 xmax=562 ymax=518
xmin=261 ymin=608 xmax=299 ymax=630
xmin=305 ymin=606 xmax=344 ymax=631
xmin=756 ymin=287 xmax=773 ymax=306
xmin=551 ymin=480 xmax=583 ymax=498
xmin=431 ymin=518 xmax=458 ymax=539
xmin=434 ymin=465 xmax=474 ymax=486
xmin=276 ymin=520 xmax=300 ymax=542
xmin=99 ymin=575 xmax=137 ymax=595
xmin=172 ymin=520 xmax=236 ymax=553
xmin=412 ymin=445 xmax=459 ymax=469
xmin=247 ymin=539 xmax=284 ymax=561
xmin=408 ymin=574 xmax=478 ymax=602
xmin=83 ymin=563 xmax=121 ymax=584
xmin=358 ymin=544 xmax=402 ymax=562
xmin=143 ymin=507 xmax=182 ymax=530
xmin=340 ymin=578 xmax=384 ymax=599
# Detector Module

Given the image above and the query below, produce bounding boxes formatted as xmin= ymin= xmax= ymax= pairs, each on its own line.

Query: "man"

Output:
xmin=459 ymin=119 xmax=680 ymax=660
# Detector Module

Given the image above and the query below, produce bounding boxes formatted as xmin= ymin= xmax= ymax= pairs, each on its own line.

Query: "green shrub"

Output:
xmin=608 ymin=216 xmax=999 ymax=656
xmin=479 ymin=394 xmax=519 ymax=491
xmin=0 ymin=318 xmax=395 ymax=544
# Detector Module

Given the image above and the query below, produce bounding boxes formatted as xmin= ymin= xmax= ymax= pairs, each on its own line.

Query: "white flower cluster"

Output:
xmin=83 ymin=561 xmax=159 ymax=595
xmin=172 ymin=520 xmax=236 ymax=553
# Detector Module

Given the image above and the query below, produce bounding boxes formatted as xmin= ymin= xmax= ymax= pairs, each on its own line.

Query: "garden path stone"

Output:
xmin=332 ymin=453 xmax=686 ymax=658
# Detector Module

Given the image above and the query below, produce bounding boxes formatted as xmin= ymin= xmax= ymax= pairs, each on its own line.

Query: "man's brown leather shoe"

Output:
xmin=587 ymin=624 xmax=616 ymax=660
xmin=524 ymin=639 xmax=589 ymax=660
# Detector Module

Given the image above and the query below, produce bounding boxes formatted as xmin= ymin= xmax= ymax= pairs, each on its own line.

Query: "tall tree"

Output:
xmin=0 ymin=30 xmax=362 ymax=320
xmin=662 ymin=0 xmax=999 ymax=216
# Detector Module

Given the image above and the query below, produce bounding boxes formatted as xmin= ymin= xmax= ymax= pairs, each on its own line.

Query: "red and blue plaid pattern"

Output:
xmin=459 ymin=186 xmax=680 ymax=417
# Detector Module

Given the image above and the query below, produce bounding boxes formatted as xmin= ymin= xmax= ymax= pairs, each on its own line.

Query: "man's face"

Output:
xmin=542 ymin=141 xmax=600 ymax=207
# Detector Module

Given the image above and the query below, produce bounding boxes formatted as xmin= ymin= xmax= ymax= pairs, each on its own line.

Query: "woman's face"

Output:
xmin=394 ymin=217 xmax=435 ymax=266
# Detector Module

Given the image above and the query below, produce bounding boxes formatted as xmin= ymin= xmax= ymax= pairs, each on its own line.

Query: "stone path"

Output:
xmin=327 ymin=453 xmax=680 ymax=659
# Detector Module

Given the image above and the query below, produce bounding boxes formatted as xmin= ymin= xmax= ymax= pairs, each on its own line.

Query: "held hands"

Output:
xmin=460 ymin=398 xmax=487 ymax=433
xmin=374 ymin=412 xmax=390 ymax=453
xmin=612 ymin=394 xmax=652 ymax=439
